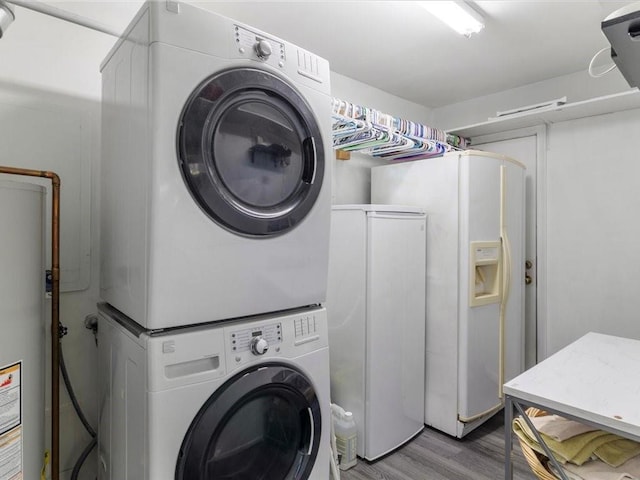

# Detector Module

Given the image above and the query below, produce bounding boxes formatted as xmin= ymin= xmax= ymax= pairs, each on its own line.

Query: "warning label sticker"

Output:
xmin=0 ymin=426 xmax=22 ymax=480
xmin=0 ymin=362 xmax=21 ymax=480
xmin=0 ymin=363 xmax=21 ymax=436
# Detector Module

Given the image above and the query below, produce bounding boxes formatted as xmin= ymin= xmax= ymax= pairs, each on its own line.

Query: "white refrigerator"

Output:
xmin=327 ymin=205 xmax=426 ymax=460
xmin=371 ymin=150 xmax=525 ymax=438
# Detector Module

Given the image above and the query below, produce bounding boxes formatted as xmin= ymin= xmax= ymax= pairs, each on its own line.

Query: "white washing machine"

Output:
xmin=97 ymin=302 xmax=330 ymax=480
xmin=100 ymin=1 xmax=332 ymax=329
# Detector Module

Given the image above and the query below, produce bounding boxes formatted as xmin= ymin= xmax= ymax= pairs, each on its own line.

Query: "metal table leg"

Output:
xmin=512 ymin=401 xmax=570 ymax=480
xmin=505 ymin=395 xmax=513 ymax=480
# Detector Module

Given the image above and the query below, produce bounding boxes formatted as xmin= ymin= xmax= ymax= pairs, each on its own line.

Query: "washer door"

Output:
xmin=177 ymin=68 xmax=325 ymax=237
xmin=175 ymin=363 xmax=322 ymax=480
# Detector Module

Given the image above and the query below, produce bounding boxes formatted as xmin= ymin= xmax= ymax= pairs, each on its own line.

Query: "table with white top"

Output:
xmin=503 ymin=332 xmax=640 ymax=480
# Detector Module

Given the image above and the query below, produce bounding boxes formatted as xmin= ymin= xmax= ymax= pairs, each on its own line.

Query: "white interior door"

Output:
xmin=472 ymin=133 xmax=539 ymax=368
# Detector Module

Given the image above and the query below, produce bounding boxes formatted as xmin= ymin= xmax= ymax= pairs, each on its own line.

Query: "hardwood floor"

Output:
xmin=339 ymin=412 xmax=538 ymax=480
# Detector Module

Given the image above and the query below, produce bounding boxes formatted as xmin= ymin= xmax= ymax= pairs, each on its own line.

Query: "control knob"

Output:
xmin=250 ymin=336 xmax=269 ymax=355
xmin=254 ymin=39 xmax=272 ymax=59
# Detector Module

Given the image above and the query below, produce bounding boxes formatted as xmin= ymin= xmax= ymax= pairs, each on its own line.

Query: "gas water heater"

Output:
xmin=0 ymin=179 xmax=45 ymax=480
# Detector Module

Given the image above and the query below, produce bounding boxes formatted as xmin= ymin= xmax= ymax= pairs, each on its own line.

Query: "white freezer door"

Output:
xmin=365 ymin=212 xmax=426 ymax=460
xmin=458 ymin=155 xmax=503 ymax=422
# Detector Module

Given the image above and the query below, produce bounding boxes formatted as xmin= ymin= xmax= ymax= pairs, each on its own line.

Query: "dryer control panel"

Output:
xmin=234 ymin=24 xmax=286 ymax=68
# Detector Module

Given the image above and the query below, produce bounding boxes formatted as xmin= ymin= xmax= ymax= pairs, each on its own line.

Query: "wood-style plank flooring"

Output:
xmin=340 ymin=412 xmax=537 ymax=480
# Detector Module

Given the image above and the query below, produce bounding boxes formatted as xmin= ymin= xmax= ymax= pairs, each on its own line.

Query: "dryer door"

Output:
xmin=175 ymin=363 xmax=322 ymax=480
xmin=177 ymin=68 xmax=325 ymax=237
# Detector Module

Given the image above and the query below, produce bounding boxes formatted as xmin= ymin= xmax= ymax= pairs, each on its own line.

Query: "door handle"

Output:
xmin=302 ymin=137 xmax=316 ymax=184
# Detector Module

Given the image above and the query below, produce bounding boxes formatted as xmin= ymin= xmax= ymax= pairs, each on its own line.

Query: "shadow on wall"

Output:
xmin=333 ymin=152 xmax=387 ymax=205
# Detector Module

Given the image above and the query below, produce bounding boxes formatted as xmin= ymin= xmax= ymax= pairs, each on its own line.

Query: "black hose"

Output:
xmin=70 ymin=437 xmax=97 ymax=480
xmin=59 ymin=342 xmax=97 ymax=480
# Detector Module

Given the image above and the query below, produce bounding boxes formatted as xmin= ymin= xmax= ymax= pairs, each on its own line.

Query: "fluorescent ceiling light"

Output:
xmin=421 ymin=1 xmax=485 ymax=37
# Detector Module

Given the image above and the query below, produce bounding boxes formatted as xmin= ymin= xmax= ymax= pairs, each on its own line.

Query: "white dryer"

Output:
xmin=97 ymin=302 xmax=330 ymax=480
xmin=100 ymin=1 xmax=332 ymax=329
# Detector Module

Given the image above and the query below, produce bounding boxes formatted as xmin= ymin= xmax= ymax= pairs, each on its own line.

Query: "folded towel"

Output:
xmin=514 ymin=416 xmax=615 ymax=465
xmin=513 ymin=416 xmax=640 ymax=467
xmin=531 ymin=414 xmax=599 ymax=442
xmin=548 ymin=453 xmax=640 ymax=480
xmin=596 ymin=439 xmax=640 ymax=468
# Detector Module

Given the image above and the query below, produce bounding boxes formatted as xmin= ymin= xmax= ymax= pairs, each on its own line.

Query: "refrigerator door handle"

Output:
xmin=502 ymin=233 xmax=513 ymax=314
xmin=499 ymin=232 xmax=512 ymax=399
xmin=498 ymin=165 xmax=512 ymax=399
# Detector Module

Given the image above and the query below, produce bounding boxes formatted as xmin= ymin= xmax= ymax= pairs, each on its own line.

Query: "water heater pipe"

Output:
xmin=0 ymin=165 xmax=60 ymax=480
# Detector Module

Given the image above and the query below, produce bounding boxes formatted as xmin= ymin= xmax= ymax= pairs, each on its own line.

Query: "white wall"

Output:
xmin=545 ymin=108 xmax=640 ymax=354
xmin=433 ymin=71 xmax=640 ymax=357
xmin=330 ymin=72 xmax=433 ymax=204
xmin=0 ymin=7 xmax=115 ymax=480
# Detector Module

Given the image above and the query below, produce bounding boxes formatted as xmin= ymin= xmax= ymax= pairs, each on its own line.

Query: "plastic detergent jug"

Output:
xmin=331 ymin=404 xmax=357 ymax=470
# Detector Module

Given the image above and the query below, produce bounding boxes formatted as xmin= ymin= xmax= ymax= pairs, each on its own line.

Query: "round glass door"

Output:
xmin=175 ymin=364 xmax=322 ymax=480
xmin=177 ymin=68 xmax=325 ymax=237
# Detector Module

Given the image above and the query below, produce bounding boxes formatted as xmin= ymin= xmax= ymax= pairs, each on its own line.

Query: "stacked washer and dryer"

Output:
xmin=97 ymin=2 xmax=333 ymax=479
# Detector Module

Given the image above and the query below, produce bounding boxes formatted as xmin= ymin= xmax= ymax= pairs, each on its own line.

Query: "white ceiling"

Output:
xmin=36 ymin=1 xmax=632 ymax=107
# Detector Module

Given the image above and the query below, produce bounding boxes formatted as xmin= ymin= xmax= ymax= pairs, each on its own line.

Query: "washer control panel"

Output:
xmin=225 ymin=309 xmax=326 ymax=368
xmin=234 ymin=24 xmax=285 ymax=67
xmin=230 ymin=322 xmax=282 ymax=354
